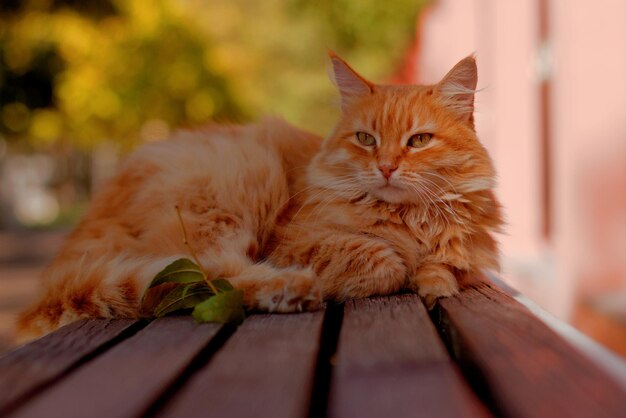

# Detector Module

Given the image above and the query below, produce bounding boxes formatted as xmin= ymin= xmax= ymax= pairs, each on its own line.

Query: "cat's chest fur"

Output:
xmin=324 ymin=198 xmax=470 ymax=273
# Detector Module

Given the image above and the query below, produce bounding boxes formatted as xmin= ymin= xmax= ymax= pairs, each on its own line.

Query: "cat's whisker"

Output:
xmin=289 ymin=175 xmax=361 ymax=224
xmin=294 ymin=176 xmax=353 ymax=204
xmin=412 ymin=176 xmax=463 ymax=219
xmin=410 ymin=179 xmax=459 ymax=227
xmin=404 ymin=171 xmax=455 ymax=198
xmin=419 ymin=188 xmax=451 ymax=229
xmin=419 ymin=182 xmax=465 ymax=225
xmin=304 ymin=194 xmax=341 ymax=227
xmin=403 ymin=174 xmax=447 ymax=208
xmin=293 ymin=192 xmax=347 ymax=241
xmin=422 ymin=171 xmax=459 ymax=194
xmin=281 ymin=182 xmax=328 ymax=207
xmin=420 ymin=180 xmax=469 ymax=221
xmin=289 ymin=187 xmax=333 ymax=224
xmin=419 ymin=186 xmax=461 ymax=223
xmin=308 ymin=189 xmax=362 ymax=228
xmin=403 ymin=181 xmax=448 ymax=228
xmin=405 ymin=184 xmax=438 ymax=225
xmin=315 ymin=174 xmax=362 ymax=189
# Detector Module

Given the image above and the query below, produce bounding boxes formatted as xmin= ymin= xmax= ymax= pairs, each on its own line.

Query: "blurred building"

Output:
xmin=413 ymin=0 xmax=625 ymax=354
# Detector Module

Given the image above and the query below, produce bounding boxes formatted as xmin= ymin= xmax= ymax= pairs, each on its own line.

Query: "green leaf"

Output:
xmin=154 ymin=283 xmax=214 ymax=317
xmin=211 ymin=278 xmax=234 ymax=292
xmin=148 ymin=258 xmax=205 ymax=289
xmin=192 ymin=290 xmax=245 ymax=324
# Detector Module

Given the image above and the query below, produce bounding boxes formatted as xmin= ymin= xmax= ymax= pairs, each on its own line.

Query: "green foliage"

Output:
xmin=192 ymin=290 xmax=245 ymax=325
xmin=145 ymin=257 xmax=245 ymax=325
xmin=190 ymin=0 xmax=428 ymax=131
xmin=0 ymin=0 xmax=428 ymax=148
xmin=0 ymin=0 xmax=245 ymax=148
xmin=148 ymin=258 xmax=205 ymax=288
xmin=153 ymin=282 xmax=213 ymax=317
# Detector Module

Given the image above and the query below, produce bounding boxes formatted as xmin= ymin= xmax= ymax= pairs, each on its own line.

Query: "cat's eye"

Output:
xmin=356 ymin=132 xmax=376 ymax=146
xmin=407 ymin=133 xmax=432 ymax=148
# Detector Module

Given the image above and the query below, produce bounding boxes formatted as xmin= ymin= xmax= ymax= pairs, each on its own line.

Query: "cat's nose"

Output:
xmin=378 ymin=163 xmax=398 ymax=179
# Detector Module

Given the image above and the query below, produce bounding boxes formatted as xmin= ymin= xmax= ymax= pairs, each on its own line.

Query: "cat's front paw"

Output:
xmin=410 ymin=264 xmax=459 ymax=310
xmin=256 ymin=268 xmax=322 ymax=313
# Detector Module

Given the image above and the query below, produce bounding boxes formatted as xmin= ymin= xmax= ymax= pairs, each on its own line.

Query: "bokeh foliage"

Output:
xmin=0 ymin=0 xmax=428 ymax=150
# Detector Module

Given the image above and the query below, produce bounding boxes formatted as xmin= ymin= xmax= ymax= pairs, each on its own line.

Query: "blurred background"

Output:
xmin=0 ymin=0 xmax=624 ymax=357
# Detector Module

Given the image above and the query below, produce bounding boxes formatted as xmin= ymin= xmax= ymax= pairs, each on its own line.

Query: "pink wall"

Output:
xmin=415 ymin=0 xmax=625 ymax=320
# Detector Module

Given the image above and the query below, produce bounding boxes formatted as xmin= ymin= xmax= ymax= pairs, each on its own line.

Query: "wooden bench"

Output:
xmin=1 ymin=277 xmax=624 ymax=418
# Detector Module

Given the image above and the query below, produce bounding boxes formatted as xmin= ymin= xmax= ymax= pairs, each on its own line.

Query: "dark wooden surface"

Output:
xmin=8 ymin=317 xmax=223 ymax=418
xmin=437 ymin=281 xmax=626 ymax=418
xmin=3 ymin=279 xmax=625 ymax=418
xmin=158 ymin=310 xmax=325 ymax=418
xmin=329 ymin=294 xmax=491 ymax=418
xmin=0 ymin=318 xmax=139 ymax=415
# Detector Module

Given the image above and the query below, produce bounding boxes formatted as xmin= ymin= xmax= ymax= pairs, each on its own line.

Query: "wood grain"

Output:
xmin=0 ymin=318 xmax=139 ymax=414
xmin=7 ymin=317 xmax=222 ymax=418
xmin=437 ymin=280 xmax=626 ymax=418
xmin=157 ymin=311 xmax=325 ymax=418
xmin=329 ymin=294 xmax=491 ymax=418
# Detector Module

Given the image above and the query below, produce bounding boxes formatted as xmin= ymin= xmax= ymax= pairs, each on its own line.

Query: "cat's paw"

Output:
xmin=411 ymin=264 xmax=459 ymax=310
xmin=256 ymin=268 xmax=322 ymax=313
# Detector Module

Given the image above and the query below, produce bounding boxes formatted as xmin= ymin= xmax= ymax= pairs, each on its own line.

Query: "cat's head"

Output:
xmin=308 ymin=53 xmax=496 ymax=205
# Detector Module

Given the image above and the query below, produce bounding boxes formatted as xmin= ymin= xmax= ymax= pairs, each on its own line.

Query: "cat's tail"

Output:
xmin=16 ymin=254 xmax=174 ymax=342
xmin=16 ymin=252 xmax=323 ymax=341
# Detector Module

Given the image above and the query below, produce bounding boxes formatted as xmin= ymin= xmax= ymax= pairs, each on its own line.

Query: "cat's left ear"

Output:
xmin=435 ymin=56 xmax=478 ymax=128
xmin=329 ymin=52 xmax=374 ymax=112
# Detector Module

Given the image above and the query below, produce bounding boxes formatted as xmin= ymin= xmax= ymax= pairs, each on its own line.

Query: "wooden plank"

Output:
xmin=0 ymin=318 xmax=139 ymax=414
xmin=329 ymin=294 xmax=491 ymax=418
xmin=158 ymin=311 xmax=325 ymax=418
xmin=7 ymin=317 xmax=223 ymax=418
xmin=437 ymin=279 xmax=626 ymax=418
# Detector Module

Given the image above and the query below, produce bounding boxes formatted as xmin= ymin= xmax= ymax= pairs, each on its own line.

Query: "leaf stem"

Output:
xmin=175 ymin=205 xmax=219 ymax=294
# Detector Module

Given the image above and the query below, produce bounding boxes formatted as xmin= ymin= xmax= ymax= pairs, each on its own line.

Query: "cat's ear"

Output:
xmin=329 ymin=52 xmax=373 ymax=111
xmin=435 ymin=55 xmax=478 ymax=127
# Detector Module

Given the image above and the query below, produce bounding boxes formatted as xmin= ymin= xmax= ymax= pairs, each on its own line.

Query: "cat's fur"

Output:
xmin=18 ymin=54 xmax=503 ymax=338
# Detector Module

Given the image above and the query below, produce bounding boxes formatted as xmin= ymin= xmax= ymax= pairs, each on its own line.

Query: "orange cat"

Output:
xmin=18 ymin=54 xmax=503 ymax=338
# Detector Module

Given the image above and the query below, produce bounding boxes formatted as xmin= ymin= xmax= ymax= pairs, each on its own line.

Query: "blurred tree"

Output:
xmin=185 ymin=0 xmax=428 ymax=132
xmin=0 ymin=0 xmax=244 ymax=150
xmin=0 ymin=0 xmax=428 ymax=149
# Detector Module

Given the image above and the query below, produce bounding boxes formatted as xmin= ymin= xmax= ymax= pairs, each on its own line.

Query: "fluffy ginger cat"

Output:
xmin=18 ymin=54 xmax=503 ymax=338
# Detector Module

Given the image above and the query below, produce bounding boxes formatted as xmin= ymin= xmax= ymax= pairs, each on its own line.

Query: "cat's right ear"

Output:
xmin=435 ymin=56 xmax=478 ymax=128
xmin=329 ymin=52 xmax=373 ymax=111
